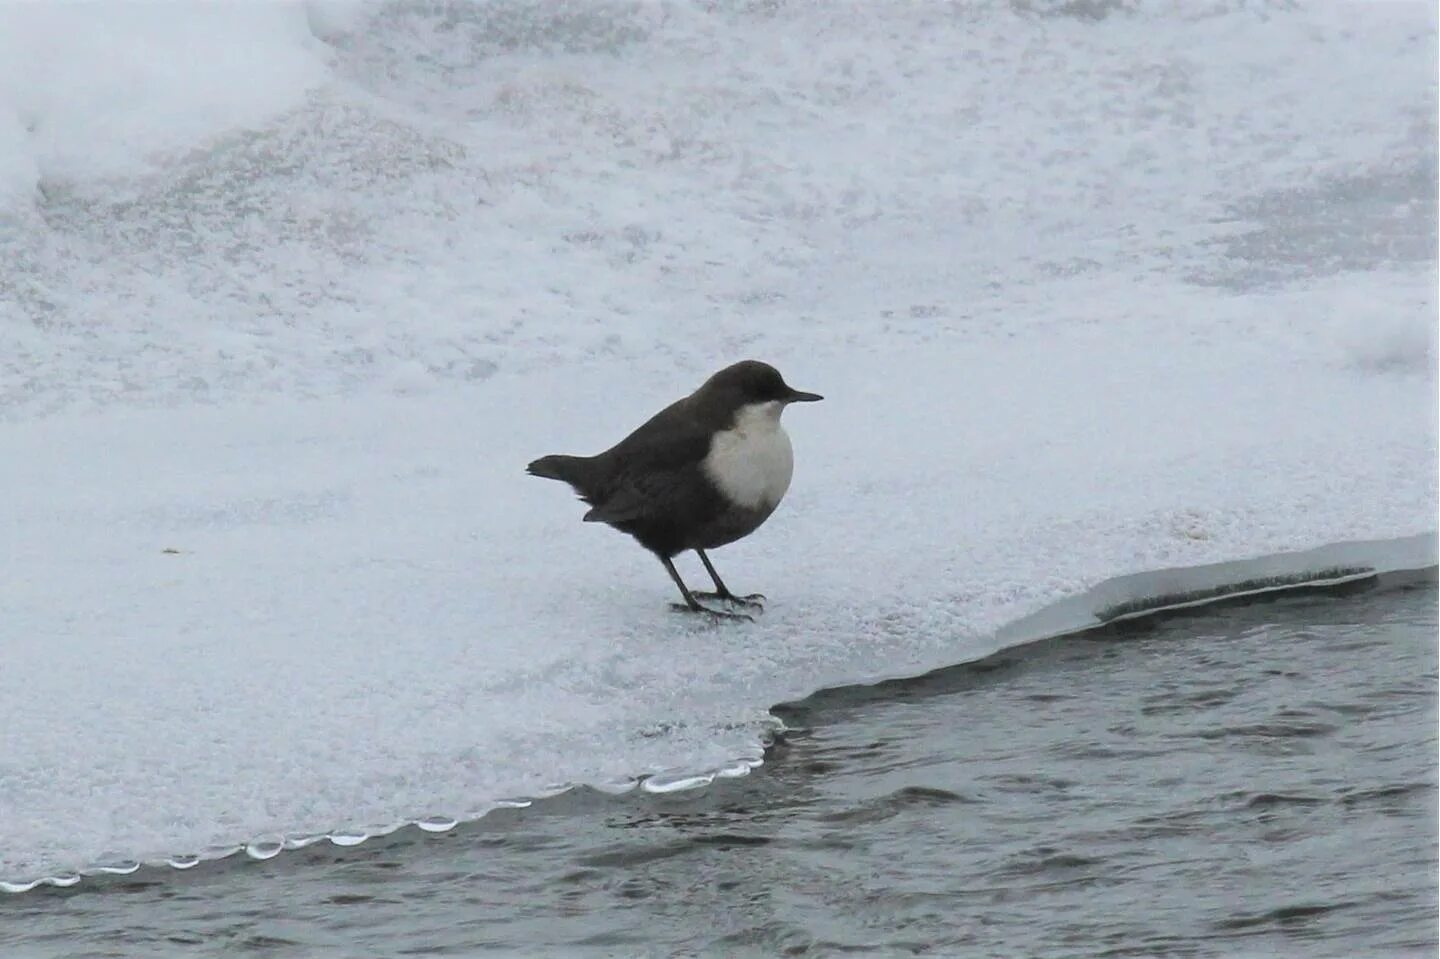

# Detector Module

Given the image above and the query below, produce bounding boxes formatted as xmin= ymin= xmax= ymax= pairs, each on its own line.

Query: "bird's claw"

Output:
xmin=669 ymin=602 xmax=755 ymax=623
xmin=692 ymin=591 xmax=766 ymax=609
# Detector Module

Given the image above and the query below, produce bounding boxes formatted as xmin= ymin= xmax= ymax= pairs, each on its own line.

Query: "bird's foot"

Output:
xmin=691 ymin=591 xmax=766 ymax=609
xmin=669 ymin=602 xmax=755 ymax=623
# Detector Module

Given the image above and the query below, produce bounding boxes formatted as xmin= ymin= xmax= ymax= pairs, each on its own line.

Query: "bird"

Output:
xmin=527 ymin=360 xmax=822 ymax=621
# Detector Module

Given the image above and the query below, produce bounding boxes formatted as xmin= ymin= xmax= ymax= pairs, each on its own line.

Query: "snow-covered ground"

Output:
xmin=0 ymin=1 xmax=1435 ymax=885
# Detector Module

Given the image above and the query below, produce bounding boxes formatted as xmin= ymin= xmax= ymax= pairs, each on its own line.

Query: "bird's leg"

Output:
xmin=660 ymin=555 xmax=752 ymax=622
xmin=691 ymin=549 xmax=766 ymax=608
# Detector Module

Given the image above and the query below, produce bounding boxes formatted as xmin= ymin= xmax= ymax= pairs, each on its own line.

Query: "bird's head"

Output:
xmin=696 ymin=360 xmax=823 ymax=426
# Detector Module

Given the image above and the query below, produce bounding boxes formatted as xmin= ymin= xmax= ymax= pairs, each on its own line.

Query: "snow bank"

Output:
xmin=1 ymin=1 xmax=1434 ymax=415
xmin=0 ymin=3 xmax=327 ymax=199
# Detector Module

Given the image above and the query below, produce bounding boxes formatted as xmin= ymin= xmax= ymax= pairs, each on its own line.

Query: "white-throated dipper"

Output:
xmin=527 ymin=360 xmax=822 ymax=621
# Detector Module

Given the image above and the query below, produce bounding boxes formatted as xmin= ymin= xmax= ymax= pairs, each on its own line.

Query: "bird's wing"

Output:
xmin=582 ymin=488 xmax=648 ymax=524
xmin=583 ymin=398 xmax=715 ymax=524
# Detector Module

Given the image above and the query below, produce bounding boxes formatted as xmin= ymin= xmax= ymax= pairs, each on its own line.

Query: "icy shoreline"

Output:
xmin=1 ymin=0 xmax=1433 ymax=892
xmin=3 ymin=531 xmax=1432 ymax=894
xmin=2 ymin=307 xmax=1434 ymax=885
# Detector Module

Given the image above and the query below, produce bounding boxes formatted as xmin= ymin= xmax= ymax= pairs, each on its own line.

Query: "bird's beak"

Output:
xmin=783 ymin=388 xmax=824 ymax=403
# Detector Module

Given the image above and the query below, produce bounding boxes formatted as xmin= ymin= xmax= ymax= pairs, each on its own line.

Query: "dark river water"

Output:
xmin=4 ymin=574 xmax=1435 ymax=958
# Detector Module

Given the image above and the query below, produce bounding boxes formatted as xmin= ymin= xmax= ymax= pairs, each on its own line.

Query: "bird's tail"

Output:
xmin=526 ymin=453 xmax=591 ymax=487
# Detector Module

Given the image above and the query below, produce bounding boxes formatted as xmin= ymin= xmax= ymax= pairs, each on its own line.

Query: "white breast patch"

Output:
xmin=702 ymin=400 xmax=795 ymax=510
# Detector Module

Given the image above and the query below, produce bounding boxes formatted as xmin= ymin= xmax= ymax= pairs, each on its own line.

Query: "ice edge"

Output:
xmin=3 ymin=531 xmax=1433 ymax=894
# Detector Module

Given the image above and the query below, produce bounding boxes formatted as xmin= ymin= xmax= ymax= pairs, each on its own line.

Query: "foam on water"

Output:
xmin=0 ymin=0 xmax=1435 ymax=885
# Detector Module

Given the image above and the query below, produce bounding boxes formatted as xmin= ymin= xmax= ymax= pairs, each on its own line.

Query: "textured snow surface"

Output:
xmin=0 ymin=1 xmax=1436 ymax=882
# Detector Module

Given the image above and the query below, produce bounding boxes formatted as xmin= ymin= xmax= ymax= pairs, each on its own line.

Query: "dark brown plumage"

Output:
xmin=528 ymin=360 xmax=822 ymax=619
